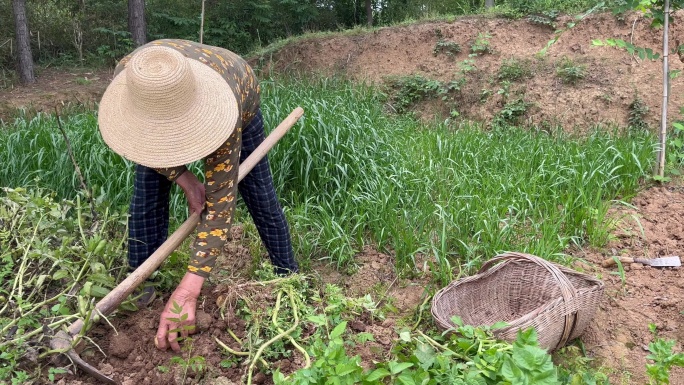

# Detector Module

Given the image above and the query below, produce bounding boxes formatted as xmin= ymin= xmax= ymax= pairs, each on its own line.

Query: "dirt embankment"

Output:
xmin=256 ymin=12 xmax=684 ymax=130
xmin=3 ymin=12 xmax=684 ymax=130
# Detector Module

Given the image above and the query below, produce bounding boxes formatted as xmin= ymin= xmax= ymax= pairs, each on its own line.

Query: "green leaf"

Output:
xmin=399 ymin=330 xmax=411 ymax=342
xmin=388 ymin=361 xmax=413 ymax=375
xmin=335 ymin=362 xmax=360 ymax=376
xmin=414 ymin=341 xmax=436 ymax=369
xmin=89 ymin=285 xmax=110 ymax=298
xmin=307 ymin=315 xmax=327 ymax=326
xmin=365 ymin=368 xmax=391 ymax=382
xmin=396 ymin=373 xmax=417 ymax=385
xmin=330 ymin=321 xmax=347 ymax=339
xmin=591 ymin=39 xmax=605 ymax=46
xmin=52 ymin=270 xmax=69 ymax=280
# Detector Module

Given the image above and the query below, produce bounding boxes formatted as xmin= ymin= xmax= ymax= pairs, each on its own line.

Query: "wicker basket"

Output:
xmin=431 ymin=252 xmax=604 ymax=351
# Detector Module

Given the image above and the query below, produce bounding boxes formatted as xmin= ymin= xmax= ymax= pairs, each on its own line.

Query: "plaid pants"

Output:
xmin=128 ymin=109 xmax=298 ymax=275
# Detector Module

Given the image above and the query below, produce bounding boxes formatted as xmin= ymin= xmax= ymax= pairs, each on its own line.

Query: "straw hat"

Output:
xmin=98 ymin=45 xmax=239 ymax=168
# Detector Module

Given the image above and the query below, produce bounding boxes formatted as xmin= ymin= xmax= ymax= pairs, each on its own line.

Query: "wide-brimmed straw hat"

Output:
xmin=98 ymin=45 xmax=238 ymax=168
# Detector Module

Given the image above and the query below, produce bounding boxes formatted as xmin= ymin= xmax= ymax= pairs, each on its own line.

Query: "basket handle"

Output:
xmin=479 ymin=252 xmax=578 ymax=348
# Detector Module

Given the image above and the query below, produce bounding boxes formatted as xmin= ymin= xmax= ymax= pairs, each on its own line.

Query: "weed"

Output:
xmin=48 ymin=367 xmax=67 ymax=382
xmin=166 ymin=300 xmax=196 ymax=341
xmin=527 ymin=10 xmax=560 ymax=29
xmin=498 ymin=58 xmax=534 ymax=81
xmin=433 ymin=40 xmax=462 ymax=57
xmin=668 ymin=117 xmax=684 ymax=166
xmin=480 ymin=88 xmax=493 ymax=102
xmin=495 ymin=97 xmax=532 ymax=126
xmin=497 ymin=80 xmax=512 ymax=100
xmin=470 ymin=32 xmax=492 ymax=56
xmin=388 ymin=75 xmax=464 ymax=113
xmin=610 ymin=256 xmax=627 ymax=294
xmin=555 ymin=344 xmax=610 ymax=384
xmin=646 ymin=323 xmax=684 ymax=384
xmin=629 ymin=95 xmax=650 ymax=131
xmin=169 ymin=340 xmax=206 ymax=382
xmin=75 ymin=77 xmax=92 ymax=86
xmin=556 ymin=56 xmax=587 ymax=84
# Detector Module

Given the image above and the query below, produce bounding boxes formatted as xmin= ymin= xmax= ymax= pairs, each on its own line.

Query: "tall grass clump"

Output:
xmin=0 ymin=111 xmax=133 ymax=211
xmin=0 ymin=110 xmax=201 ymax=220
xmin=261 ymin=77 xmax=654 ymax=271
xmin=1 ymin=77 xmax=655 ymax=275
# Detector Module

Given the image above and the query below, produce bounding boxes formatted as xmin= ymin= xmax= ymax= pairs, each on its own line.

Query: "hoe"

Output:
xmin=49 ymin=107 xmax=304 ymax=384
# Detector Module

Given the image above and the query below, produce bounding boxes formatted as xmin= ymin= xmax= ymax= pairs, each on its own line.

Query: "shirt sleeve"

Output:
xmin=186 ymin=130 xmax=241 ymax=278
xmin=154 ymin=166 xmax=188 ymax=182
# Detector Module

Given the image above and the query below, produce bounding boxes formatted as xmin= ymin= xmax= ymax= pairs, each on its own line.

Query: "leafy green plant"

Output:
xmin=629 ymin=95 xmax=650 ymax=131
xmin=470 ymin=32 xmax=492 ymax=56
xmin=48 ymin=367 xmax=68 ymax=382
xmin=74 ymin=77 xmax=92 ymax=86
xmin=498 ymin=58 xmax=534 ymax=81
xmin=556 ymin=57 xmax=587 ymax=84
xmin=646 ymin=323 xmax=684 ymax=384
xmin=592 ymin=38 xmax=661 ymax=61
xmin=433 ymin=40 xmax=462 ymax=57
xmin=667 ymin=112 xmax=684 ymax=167
xmin=166 ymin=300 xmax=196 ymax=342
xmin=555 ymin=344 xmax=610 ymax=384
xmin=527 ymin=10 xmax=560 ymax=29
xmin=610 ymin=256 xmax=627 ymax=294
xmin=495 ymin=97 xmax=532 ymax=126
xmin=388 ymin=75 xmax=465 ymax=113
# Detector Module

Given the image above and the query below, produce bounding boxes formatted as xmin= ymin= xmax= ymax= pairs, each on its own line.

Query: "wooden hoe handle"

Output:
xmin=602 ymin=256 xmax=636 ymax=267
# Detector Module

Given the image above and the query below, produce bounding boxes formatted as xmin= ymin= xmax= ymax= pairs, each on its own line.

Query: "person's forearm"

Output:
xmin=177 ymin=272 xmax=205 ymax=297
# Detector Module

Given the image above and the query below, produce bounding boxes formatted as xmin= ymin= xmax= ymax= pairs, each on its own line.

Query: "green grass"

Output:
xmin=0 ymin=77 xmax=655 ymax=276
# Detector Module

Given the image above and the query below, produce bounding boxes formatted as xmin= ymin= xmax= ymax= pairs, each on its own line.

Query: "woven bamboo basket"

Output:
xmin=431 ymin=252 xmax=604 ymax=351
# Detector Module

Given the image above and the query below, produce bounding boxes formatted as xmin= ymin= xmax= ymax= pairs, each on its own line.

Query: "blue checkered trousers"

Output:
xmin=127 ymin=110 xmax=299 ymax=275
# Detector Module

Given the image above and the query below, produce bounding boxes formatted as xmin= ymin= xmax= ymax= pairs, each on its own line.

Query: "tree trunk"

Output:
xmin=485 ymin=0 xmax=495 ymax=8
xmin=128 ymin=0 xmax=147 ymax=47
xmin=12 ymin=0 xmax=34 ymax=84
xmin=366 ymin=0 xmax=372 ymax=28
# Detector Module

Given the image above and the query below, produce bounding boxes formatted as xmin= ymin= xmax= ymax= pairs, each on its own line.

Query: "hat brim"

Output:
xmin=98 ymin=59 xmax=239 ymax=168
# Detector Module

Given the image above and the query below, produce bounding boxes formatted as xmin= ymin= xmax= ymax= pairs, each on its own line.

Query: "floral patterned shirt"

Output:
xmin=114 ymin=39 xmax=260 ymax=278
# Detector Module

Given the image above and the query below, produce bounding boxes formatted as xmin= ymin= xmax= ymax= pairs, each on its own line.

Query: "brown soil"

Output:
xmin=0 ymin=67 xmax=112 ymax=121
xmin=4 ymin=11 xmax=684 ymax=385
xmin=258 ymin=11 xmax=684 ymax=130
xmin=580 ymin=185 xmax=684 ymax=384
xmin=54 ymin=230 xmax=430 ymax=385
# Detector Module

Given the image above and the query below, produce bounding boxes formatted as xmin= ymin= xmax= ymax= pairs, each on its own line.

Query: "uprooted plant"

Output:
xmin=0 ymin=187 xmax=133 ymax=382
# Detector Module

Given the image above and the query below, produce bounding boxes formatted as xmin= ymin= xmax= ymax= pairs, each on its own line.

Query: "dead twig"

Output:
xmin=54 ymin=107 xmax=96 ymax=221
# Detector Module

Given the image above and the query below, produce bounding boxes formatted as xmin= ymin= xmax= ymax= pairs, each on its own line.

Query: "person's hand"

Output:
xmin=155 ymin=273 xmax=205 ymax=352
xmin=175 ymin=171 xmax=206 ymax=214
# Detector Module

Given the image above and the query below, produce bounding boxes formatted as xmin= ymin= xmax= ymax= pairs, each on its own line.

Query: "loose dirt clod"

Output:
xmin=110 ymin=334 xmax=135 ymax=359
